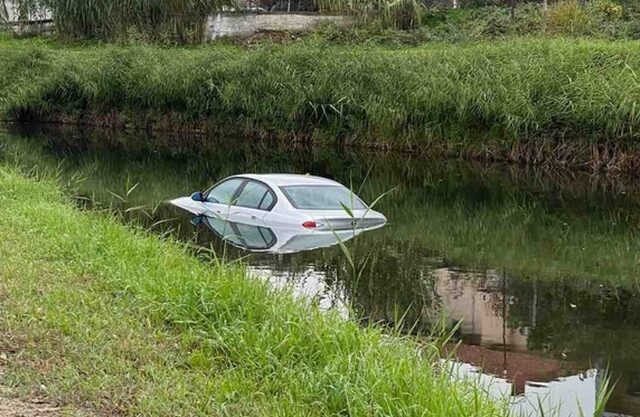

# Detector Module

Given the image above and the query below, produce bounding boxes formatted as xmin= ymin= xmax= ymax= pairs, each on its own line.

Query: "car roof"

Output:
xmin=236 ymin=174 xmax=343 ymax=187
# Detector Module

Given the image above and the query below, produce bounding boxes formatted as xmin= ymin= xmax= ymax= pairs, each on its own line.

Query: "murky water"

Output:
xmin=2 ymin=126 xmax=639 ymax=416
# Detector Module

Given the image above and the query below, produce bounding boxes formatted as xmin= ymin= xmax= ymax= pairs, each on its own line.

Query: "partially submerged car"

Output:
xmin=170 ymin=174 xmax=387 ymax=231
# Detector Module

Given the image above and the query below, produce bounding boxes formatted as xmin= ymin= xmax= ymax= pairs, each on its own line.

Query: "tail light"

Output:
xmin=302 ymin=220 xmax=317 ymax=229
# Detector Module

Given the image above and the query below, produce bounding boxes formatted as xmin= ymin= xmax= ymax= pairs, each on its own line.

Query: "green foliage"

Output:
xmin=546 ymin=0 xmax=593 ymax=35
xmin=315 ymin=0 xmax=426 ymax=29
xmin=320 ymin=1 xmax=640 ymax=44
xmin=3 ymin=37 xmax=640 ymax=143
xmin=591 ymin=0 xmax=623 ymax=19
xmin=27 ymin=0 xmax=234 ymax=43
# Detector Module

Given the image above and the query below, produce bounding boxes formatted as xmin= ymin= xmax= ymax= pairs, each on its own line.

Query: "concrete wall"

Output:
xmin=205 ymin=13 xmax=354 ymax=40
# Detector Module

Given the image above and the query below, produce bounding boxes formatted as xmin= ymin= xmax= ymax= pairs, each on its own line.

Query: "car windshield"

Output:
xmin=280 ymin=185 xmax=367 ymax=210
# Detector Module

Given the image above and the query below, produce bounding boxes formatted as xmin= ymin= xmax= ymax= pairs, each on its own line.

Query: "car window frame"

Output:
xmin=279 ymin=184 xmax=368 ymax=210
xmin=203 ymin=177 xmax=246 ymax=205
xmin=232 ymin=178 xmax=278 ymax=211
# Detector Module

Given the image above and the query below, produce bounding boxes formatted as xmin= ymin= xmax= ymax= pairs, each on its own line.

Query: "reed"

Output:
xmin=4 ymin=37 xmax=640 ymax=145
xmin=14 ymin=0 xmax=234 ymax=43
xmin=315 ymin=0 xmax=425 ymax=29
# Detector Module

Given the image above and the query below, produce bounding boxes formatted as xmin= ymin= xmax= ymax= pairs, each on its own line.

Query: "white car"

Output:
xmin=170 ymin=174 xmax=387 ymax=231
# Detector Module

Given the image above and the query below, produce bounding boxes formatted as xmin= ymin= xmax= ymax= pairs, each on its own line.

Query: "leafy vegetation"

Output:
xmin=1 ymin=0 xmax=237 ymax=43
xmin=318 ymin=0 xmax=640 ymax=43
xmin=0 ymin=164 xmax=508 ymax=416
xmin=2 ymin=36 xmax=640 ymax=152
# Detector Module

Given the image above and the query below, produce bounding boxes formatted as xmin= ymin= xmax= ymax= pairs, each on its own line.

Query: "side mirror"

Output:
xmin=190 ymin=191 xmax=204 ymax=202
xmin=190 ymin=216 xmax=204 ymax=226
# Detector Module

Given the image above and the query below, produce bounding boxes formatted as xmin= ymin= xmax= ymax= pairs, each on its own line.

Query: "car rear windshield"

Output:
xmin=280 ymin=185 xmax=367 ymax=210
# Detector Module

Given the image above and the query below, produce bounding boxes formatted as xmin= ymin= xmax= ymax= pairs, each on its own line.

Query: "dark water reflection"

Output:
xmin=2 ymin=126 xmax=640 ymax=415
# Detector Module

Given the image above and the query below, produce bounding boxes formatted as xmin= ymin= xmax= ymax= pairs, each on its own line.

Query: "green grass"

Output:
xmin=3 ymin=36 xmax=640 ymax=148
xmin=0 ymin=165 xmax=507 ymax=416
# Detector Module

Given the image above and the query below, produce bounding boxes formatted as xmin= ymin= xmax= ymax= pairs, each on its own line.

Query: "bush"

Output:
xmin=591 ymin=0 xmax=624 ymax=19
xmin=546 ymin=0 xmax=593 ymax=35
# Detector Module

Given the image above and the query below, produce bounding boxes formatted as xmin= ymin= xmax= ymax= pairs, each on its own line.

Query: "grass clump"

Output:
xmin=3 ymin=37 xmax=640 ymax=146
xmin=0 ymin=165 xmax=506 ymax=416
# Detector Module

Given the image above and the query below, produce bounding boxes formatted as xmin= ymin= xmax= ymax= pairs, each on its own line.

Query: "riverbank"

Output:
xmin=0 ymin=165 xmax=506 ymax=416
xmin=3 ymin=36 xmax=640 ymax=171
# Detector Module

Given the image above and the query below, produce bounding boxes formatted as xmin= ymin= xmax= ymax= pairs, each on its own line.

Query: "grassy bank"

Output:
xmin=0 ymin=165 xmax=506 ymax=416
xmin=3 ymin=36 xmax=640 ymax=168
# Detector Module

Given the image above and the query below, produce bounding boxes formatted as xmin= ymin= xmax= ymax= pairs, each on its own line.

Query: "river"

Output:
xmin=1 ymin=125 xmax=639 ymax=416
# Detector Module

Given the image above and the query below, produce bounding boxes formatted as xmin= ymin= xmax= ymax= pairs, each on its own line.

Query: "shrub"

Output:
xmin=546 ymin=0 xmax=593 ymax=35
xmin=481 ymin=9 xmax=511 ymax=37
xmin=591 ymin=0 xmax=624 ymax=19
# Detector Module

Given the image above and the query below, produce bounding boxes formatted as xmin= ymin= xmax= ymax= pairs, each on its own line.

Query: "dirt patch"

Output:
xmin=0 ymin=368 xmax=59 ymax=417
xmin=0 ymin=333 xmax=59 ymax=417
xmin=0 ymin=393 xmax=60 ymax=417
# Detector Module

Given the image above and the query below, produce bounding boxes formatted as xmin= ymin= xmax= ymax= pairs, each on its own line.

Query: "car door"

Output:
xmin=202 ymin=177 xmax=246 ymax=220
xmin=230 ymin=179 xmax=277 ymax=225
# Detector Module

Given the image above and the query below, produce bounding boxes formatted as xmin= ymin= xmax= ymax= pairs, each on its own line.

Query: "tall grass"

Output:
xmin=10 ymin=0 xmax=235 ymax=43
xmin=315 ymin=0 xmax=425 ymax=29
xmin=3 ymin=37 xmax=640 ymax=146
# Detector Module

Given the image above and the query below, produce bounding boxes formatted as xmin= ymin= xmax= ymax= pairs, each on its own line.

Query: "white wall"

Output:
xmin=206 ymin=13 xmax=354 ymax=40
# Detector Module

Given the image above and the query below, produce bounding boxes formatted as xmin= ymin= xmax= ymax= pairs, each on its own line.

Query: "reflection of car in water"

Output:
xmin=170 ymin=174 xmax=387 ymax=230
xmin=171 ymin=174 xmax=387 ymax=253
xmin=192 ymin=215 xmax=378 ymax=254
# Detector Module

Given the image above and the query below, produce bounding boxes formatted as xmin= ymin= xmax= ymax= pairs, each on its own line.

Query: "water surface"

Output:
xmin=2 ymin=126 xmax=639 ymax=416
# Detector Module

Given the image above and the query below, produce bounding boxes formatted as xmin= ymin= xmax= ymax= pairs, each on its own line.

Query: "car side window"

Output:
xmin=235 ymin=180 xmax=275 ymax=210
xmin=206 ymin=178 xmax=244 ymax=205
xmin=258 ymin=190 xmax=275 ymax=210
